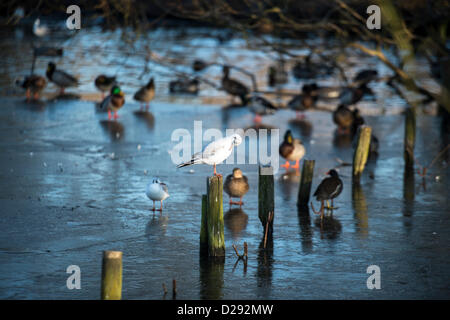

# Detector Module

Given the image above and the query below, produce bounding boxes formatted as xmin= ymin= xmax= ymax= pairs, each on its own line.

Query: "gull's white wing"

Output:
xmin=202 ymin=136 xmax=234 ymax=158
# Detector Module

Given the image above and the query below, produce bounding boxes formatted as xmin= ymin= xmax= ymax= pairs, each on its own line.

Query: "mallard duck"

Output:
xmin=288 ymin=84 xmax=318 ymax=118
xmin=99 ymin=85 xmax=125 ymax=120
xmin=95 ymin=75 xmax=116 ymax=99
xmin=134 ymin=78 xmax=155 ymax=110
xmin=146 ymin=178 xmax=169 ymax=212
xmin=350 ymin=108 xmax=365 ymax=135
xmin=16 ymin=75 xmax=47 ymax=101
xmin=292 ymin=56 xmax=333 ymax=79
xmin=248 ymin=95 xmax=278 ymax=123
xmin=353 ymin=69 xmax=378 ymax=87
xmin=333 ymin=104 xmax=354 ymax=134
xmin=267 ymin=60 xmax=288 ymax=87
xmin=312 ymin=169 xmax=343 ymax=221
xmin=292 ymin=57 xmax=315 ymax=79
xmin=339 ymin=85 xmax=364 ymax=106
xmin=224 ymin=168 xmax=249 ymax=207
xmin=192 ymin=59 xmax=209 ymax=72
xmin=279 ymin=130 xmax=306 ymax=170
xmin=169 ymin=78 xmax=199 ymax=94
xmin=46 ymin=62 xmax=79 ymax=95
xmin=222 ymin=66 xmax=249 ymax=105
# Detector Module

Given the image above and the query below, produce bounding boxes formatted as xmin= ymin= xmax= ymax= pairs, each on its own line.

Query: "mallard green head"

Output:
xmin=111 ymin=85 xmax=124 ymax=96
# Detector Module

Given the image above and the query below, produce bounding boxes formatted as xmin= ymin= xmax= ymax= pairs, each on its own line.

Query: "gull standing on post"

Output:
xmin=177 ymin=134 xmax=242 ymax=177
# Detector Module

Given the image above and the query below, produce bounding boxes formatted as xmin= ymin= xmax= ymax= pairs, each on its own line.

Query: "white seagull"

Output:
xmin=146 ymin=178 xmax=169 ymax=212
xmin=33 ymin=18 xmax=49 ymax=37
xmin=177 ymin=134 xmax=242 ymax=176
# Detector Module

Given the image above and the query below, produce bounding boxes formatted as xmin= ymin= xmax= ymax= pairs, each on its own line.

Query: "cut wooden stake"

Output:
xmin=172 ymin=279 xmax=177 ymax=299
xmin=100 ymin=250 xmax=122 ymax=300
xmin=206 ymin=176 xmax=225 ymax=257
xmin=258 ymin=166 xmax=274 ymax=234
xmin=352 ymin=125 xmax=372 ymax=182
xmin=297 ymin=160 xmax=315 ymax=207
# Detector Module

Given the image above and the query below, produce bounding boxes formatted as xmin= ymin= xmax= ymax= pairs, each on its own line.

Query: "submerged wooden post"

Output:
xmin=297 ymin=160 xmax=315 ymax=207
xmin=101 ymin=250 xmax=122 ymax=300
xmin=206 ymin=176 xmax=225 ymax=257
xmin=258 ymin=166 xmax=274 ymax=234
xmin=200 ymin=194 xmax=208 ymax=256
xmin=404 ymin=108 xmax=416 ymax=168
xmin=352 ymin=126 xmax=372 ymax=182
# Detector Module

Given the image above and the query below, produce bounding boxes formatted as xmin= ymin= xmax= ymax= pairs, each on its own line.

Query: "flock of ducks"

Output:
xmin=16 ymin=22 xmax=379 ymax=220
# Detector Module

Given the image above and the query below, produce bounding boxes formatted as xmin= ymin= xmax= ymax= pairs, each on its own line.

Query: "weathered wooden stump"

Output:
xmin=101 ymin=250 xmax=122 ymax=300
xmin=352 ymin=125 xmax=372 ymax=182
xmin=258 ymin=166 xmax=274 ymax=236
xmin=297 ymin=160 xmax=315 ymax=208
xmin=206 ymin=176 xmax=225 ymax=257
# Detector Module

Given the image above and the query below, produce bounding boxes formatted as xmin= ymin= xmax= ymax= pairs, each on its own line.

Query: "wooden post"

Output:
xmin=297 ymin=160 xmax=315 ymax=208
xmin=200 ymin=194 xmax=208 ymax=256
xmin=206 ymin=176 xmax=225 ymax=257
xmin=172 ymin=279 xmax=177 ymax=299
xmin=404 ymin=108 xmax=416 ymax=168
xmin=101 ymin=251 xmax=122 ymax=300
xmin=352 ymin=182 xmax=368 ymax=238
xmin=352 ymin=125 xmax=372 ymax=182
xmin=258 ymin=166 xmax=274 ymax=234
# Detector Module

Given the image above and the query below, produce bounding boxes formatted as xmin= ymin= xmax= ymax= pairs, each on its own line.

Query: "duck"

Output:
xmin=169 ymin=78 xmax=199 ymax=95
xmin=312 ymin=169 xmax=343 ymax=221
xmin=192 ymin=59 xmax=209 ymax=72
xmin=352 ymin=69 xmax=378 ymax=87
xmin=146 ymin=178 xmax=169 ymax=212
xmin=333 ymin=104 xmax=354 ymax=134
xmin=279 ymin=130 xmax=306 ymax=170
xmin=221 ymin=65 xmax=249 ymax=105
xmin=292 ymin=55 xmax=334 ymax=79
xmin=267 ymin=60 xmax=288 ymax=87
xmin=339 ymin=85 xmax=364 ymax=106
xmin=16 ymin=75 xmax=47 ymax=101
xmin=95 ymin=75 xmax=116 ymax=99
xmin=292 ymin=57 xmax=315 ymax=79
xmin=248 ymin=95 xmax=278 ymax=123
xmin=224 ymin=168 xmax=249 ymax=208
xmin=288 ymin=83 xmax=318 ymax=118
xmin=134 ymin=77 xmax=155 ymax=110
xmin=46 ymin=62 xmax=79 ymax=95
xmin=350 ymin=108 xmax=365 ymax=135
xmin=99 ymin=85 xmax=125 ymax=120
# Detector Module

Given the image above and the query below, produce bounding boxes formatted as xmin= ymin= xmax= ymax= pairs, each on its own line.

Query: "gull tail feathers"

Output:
xmin=177 ymin=157 xmax=202 ymax=168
